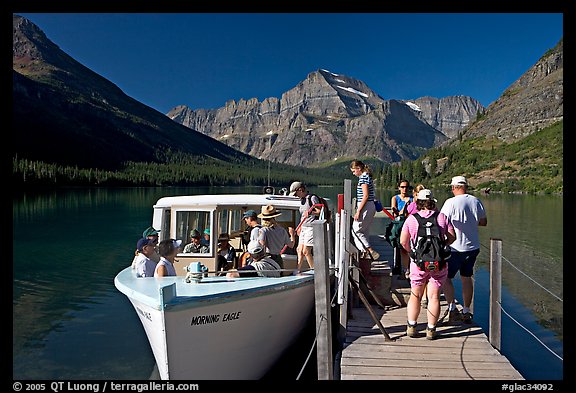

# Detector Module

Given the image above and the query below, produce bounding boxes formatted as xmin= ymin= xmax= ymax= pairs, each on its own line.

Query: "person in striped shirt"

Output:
xmin=350 ymin=160 xmax=379 ymax=260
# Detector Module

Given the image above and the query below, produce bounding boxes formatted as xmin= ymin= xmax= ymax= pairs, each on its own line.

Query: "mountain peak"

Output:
xmin=13 ymin=15 xmax=248 ymax=169
xmin=463 ymin=38 xmax=563 ymax=141
xmin=166 ymin=68 xmax=485 ymax=166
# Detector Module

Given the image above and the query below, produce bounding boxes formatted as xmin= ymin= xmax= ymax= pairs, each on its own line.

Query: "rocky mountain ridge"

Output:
xmin=168 ymin=69 xmax=484 ymax=166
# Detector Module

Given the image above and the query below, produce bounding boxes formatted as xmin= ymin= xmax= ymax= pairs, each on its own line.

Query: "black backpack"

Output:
xmin=409 ymin=211 xmax=451 ymax=271
xmin=307 ymin=194 xmax=331 ymax=223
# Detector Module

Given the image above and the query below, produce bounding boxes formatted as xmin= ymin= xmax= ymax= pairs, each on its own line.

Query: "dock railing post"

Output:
xmin=313 ymin=219 xmax=333 ymax=380
xmin=489 ymin=238 xmax=502 ymax=351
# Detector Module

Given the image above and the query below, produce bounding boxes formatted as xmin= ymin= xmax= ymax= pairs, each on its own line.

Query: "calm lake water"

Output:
xmin=12 ymin=186 xmax=563 ymax=380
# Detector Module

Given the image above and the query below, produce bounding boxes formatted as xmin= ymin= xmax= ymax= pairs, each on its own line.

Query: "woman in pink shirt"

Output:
xmin=400 ymin=189 xmax=455 ymax=340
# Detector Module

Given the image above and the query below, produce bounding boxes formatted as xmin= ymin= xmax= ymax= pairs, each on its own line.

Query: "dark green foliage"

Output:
xmin=12 ymin=153 xmax=346 ymax=187
xmin=405 ymin=121 xmax=563 ymax=194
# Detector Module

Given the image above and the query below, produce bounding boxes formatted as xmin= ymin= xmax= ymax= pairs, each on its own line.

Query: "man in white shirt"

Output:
xmin=440 ymin=176 xmax=487 ymax=324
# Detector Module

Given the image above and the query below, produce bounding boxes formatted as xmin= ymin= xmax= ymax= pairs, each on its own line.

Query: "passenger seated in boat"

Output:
xmin=202 ymin=228 xmax=210 ymax=247
xmin=226 ymin=243 xmax=281 ymax=278
xmin=182 ymin=229 xmax=209 ymax=254
xmin=154 ymin=239 xmax=182 ymax=277
xmin=131 ymin=227 xmax=160 ymax=267
xmin=217 ymin=233 xmax=236 ymax=271
xmin=133 ymin=238 xmax=158 ymax=278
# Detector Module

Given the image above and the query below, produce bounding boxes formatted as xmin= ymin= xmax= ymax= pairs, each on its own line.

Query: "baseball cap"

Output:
xmin=417 ymin=189 xmax=437 ymax=202
xmin=203 ymin=228 xmax=210 ymax=235
xmin=242 ymin=209 xmax=258 ymax=219
xmin=137 ymin=238 xmax=155 ymax=252
xmin=451 ymin=176 xmax=468 ymax=186
xmin=289 ymin=181 xmax=304 ymax=196
xmin=142 ymin=226 xmax=160 ymax=237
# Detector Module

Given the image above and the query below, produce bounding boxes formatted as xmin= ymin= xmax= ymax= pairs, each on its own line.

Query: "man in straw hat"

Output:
xmin=257 ymin=204 xmax=296 ymax=268
xmin=440 ymin=175 xmax=487 ymax=324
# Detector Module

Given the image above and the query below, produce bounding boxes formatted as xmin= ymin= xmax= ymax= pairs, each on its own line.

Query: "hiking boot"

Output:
xmin=426 ymin=326 xmax=437 ymax=340
xmin=448 ymin=309 xmax=463 ymax=323
xmin=462 ymin=312 xmax=473 ymax=324
xmin=406 ymin=322 xmax=418 ymax=338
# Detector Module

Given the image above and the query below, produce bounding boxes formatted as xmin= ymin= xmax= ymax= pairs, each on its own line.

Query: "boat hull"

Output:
xmin=124 ymin=276 xmax=315 ymax=380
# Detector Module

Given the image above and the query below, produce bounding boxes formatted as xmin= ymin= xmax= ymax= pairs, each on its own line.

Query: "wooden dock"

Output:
xmin=340 ymin=235 xmax=524 ymax=380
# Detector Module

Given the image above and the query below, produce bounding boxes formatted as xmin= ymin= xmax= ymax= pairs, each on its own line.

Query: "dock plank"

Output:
xmin=341 ymin=235 xmax=524 ymax=380
xmin=341 ymin=305 xmax=524 ymax=380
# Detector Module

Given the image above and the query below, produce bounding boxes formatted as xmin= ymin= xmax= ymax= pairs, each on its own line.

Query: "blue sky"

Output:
xmin=18 ymin=13 xmax=563 ymax=114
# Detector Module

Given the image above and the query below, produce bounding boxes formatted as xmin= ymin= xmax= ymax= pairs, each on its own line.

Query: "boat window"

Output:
xmin=217 ymin=208 xmax=244 ymax=239
xmin=229 ymin=209 xmax=242 ymax=233
xmin=175 ymin=210 xmax=212 ymax=255
xmin=275 ymin=209 xmax=296 ymax=229
xmin=218 ymin=209 xmax=230 ymax=235
xmin=160 ymin=209 xmax=170 ymax=242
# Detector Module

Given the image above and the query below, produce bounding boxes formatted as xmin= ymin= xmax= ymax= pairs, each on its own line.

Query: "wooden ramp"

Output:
xmin=340 ymin=301 xmax=524 ymax=380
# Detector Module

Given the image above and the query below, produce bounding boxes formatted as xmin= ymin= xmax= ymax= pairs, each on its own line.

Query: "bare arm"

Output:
xmin=155 ymin=265 xmax=167 ymax=277
xmin=286 ymin=227 xmax=296 ymax=249
xmin=391 ymin=195 xmax=398 ymax=216
xmin=399 ymin=229 xmax=411 ymax=253
xmin=445 ymin=228 xmax=456 ymax=245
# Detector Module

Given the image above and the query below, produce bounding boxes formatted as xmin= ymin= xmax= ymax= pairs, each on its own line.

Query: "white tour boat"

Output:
xmin=114 ymin=193 xmax=316 ymax=380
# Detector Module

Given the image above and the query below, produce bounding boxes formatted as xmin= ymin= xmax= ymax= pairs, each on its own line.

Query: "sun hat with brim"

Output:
xmin=417 ymin=189 xmax=437 ymax=202
xmin=218 ymin=233 xmax=230 ymax=242
xmin=142 ymin=226 xmax=160 ymax=238
xmin=190 ymin=229 xmax=201 ymax=238
xmin=257 ymin=204 xmax=282 ymax=219
xmin=450 ymin=175 xmax=468 ymax=186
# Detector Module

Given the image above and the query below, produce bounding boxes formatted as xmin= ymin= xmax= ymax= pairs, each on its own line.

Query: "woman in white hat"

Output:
xmin=257 ymin=205 xmax=296 ymax=268
xmin=399 ymin=189 xmax=455 ymax=340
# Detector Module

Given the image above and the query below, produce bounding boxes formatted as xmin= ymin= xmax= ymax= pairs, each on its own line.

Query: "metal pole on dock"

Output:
xmin=489 ymin=238 xmax=502 ymax=351
xmin=312 ymin=219 xmax=333 ymax=380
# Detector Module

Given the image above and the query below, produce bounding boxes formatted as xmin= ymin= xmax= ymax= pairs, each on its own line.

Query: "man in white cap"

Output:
xmin=289 ymin=181 xmax=321 ymax=271
xmin=440 ymin=175 xmax=488 ymax=324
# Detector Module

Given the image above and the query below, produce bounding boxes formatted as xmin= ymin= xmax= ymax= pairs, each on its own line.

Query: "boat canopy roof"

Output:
xmin=153 ymin=194 xmax=304 ymax=210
